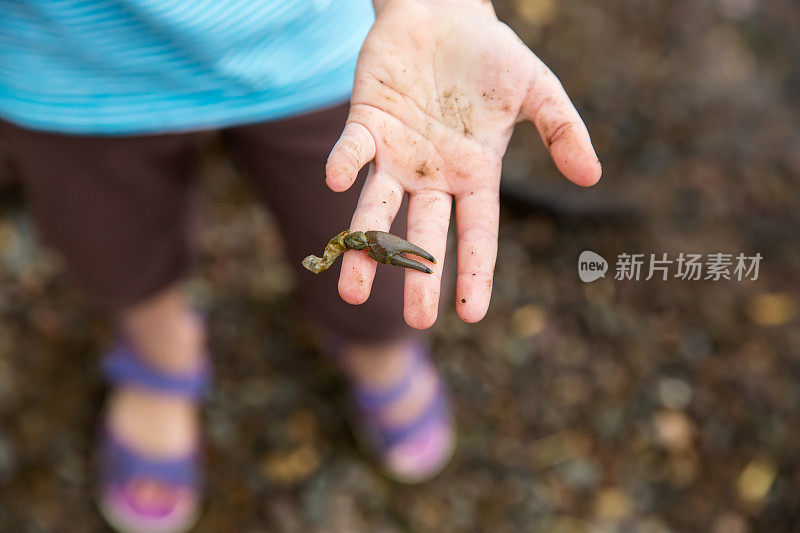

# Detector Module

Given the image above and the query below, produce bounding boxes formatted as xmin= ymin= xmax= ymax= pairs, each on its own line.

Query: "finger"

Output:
xmin=338 ymin=166 xmax=404 ymax=305
xmin=522 ymin=57 xmax=602 ymax=187
xmin=326 ymin=120 xmax=377 ymax=192
xmin=455 ymin=188 xmax=499 ymax=323
xmin=404 ymin=189 xmax=452 ymax=329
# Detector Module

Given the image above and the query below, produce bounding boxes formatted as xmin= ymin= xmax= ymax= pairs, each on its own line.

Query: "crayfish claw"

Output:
xmin=388 ymin=254 xmax=433 ymax=274
xmin=363 ymin=231 xmax=436 ymax=273
xmin=303 ymin=229 xmax=435 ymax=275
xmin=364 ymin=231 xmax=436 ymax=264
xmin=399 ymin=241 xmax=436 ymax=263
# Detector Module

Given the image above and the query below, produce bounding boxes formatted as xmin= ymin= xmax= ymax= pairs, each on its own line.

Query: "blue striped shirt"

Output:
xmin=0 ymin=0 xmax=374 ymax=134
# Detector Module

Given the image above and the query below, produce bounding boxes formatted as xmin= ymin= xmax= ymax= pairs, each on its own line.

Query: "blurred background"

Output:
xmin=1 ymin=0 xmax=799 ymax=531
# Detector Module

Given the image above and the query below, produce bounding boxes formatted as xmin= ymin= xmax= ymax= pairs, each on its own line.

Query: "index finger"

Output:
xmin=338 ymin=166 xmax=404 ymax=305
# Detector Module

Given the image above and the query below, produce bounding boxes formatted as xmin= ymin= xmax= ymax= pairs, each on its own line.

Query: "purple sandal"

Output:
xmin=341 ymin=342 xmax=455 ymax=484
xmin=97 ymin=342 xmax=210 ymax=533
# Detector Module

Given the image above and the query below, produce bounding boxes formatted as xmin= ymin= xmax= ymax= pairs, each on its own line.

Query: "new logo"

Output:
xmin=578 ymin=251 xmax=608 ymax=282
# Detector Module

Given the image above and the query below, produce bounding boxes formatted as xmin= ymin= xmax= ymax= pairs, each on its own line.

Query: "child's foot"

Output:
xmin=337 ymin=339 xmax=455 ymax=483
xmin=102 ymin=388 xmax=200 ymax=531
xmin=98 ymin=308 xmax=208 ymax=533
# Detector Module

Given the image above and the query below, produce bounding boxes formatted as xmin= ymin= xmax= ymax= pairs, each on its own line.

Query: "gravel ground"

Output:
xmin=1 ymin=0 xmax=799 ymax=531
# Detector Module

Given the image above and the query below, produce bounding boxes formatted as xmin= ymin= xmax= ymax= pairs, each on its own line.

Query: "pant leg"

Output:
xmin=222 ymin=104 xmax=413 ymax=343
xmin=0 ymin=121 xmax=202 ymax=310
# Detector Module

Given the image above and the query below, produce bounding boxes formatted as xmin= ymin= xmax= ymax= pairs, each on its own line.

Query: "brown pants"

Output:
xmin=0 ymin=103 xmax=411 ymax=342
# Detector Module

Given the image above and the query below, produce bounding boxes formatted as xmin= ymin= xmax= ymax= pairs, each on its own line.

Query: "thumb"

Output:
xmin=326 ymin=118 xmax=377 ymax=192
xmin=521 ymin=56 xmax=602 ymax=188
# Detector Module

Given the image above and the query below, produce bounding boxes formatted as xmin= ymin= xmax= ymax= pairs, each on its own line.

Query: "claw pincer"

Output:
xmin=302 ymin=230 xmax=436 ymax=274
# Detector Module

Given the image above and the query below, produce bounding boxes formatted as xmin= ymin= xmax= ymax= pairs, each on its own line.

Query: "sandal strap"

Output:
xmin=330 ymin=339 xmax=451 ymax=450
xmin=102 ymin=342 xmax=211 ymax=400
xmin=101 ymin=429 xmax=199 ymax=488
xmin=352 ymin=344 xmax=426 ymax=411
xmin=373 ymin=385 xmax=449 ymax=449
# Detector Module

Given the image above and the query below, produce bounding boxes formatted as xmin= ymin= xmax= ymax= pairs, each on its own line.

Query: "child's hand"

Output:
xmin=326 ymin=0 xmax=601 ymax=329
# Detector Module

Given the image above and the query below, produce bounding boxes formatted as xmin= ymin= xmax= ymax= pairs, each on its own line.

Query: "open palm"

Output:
xmin=326 ymin=0 xmax=601 ymax=329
